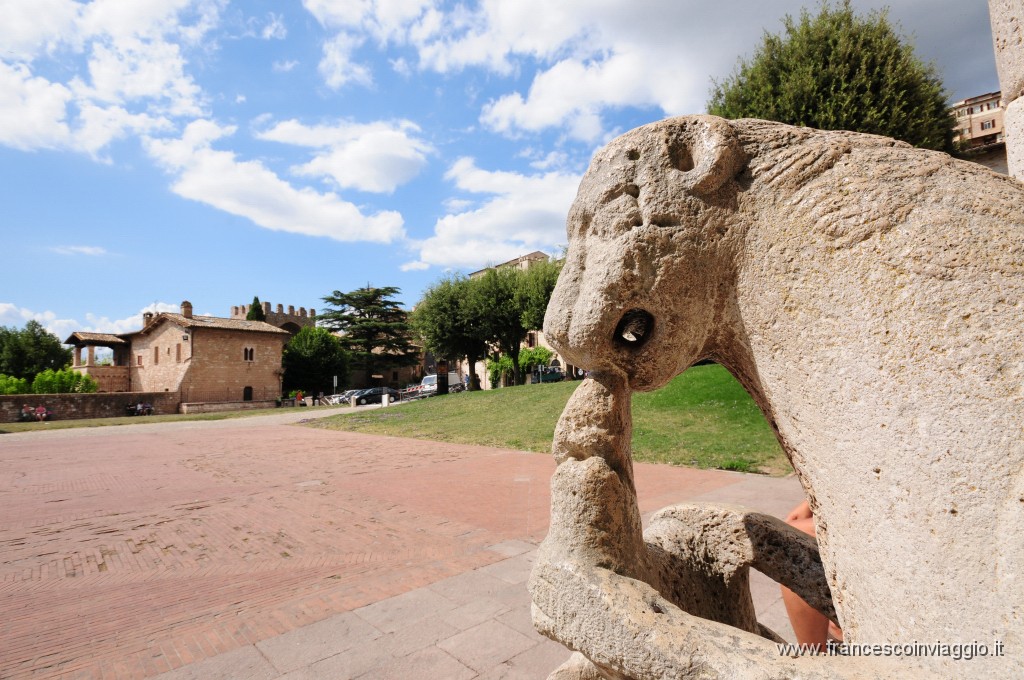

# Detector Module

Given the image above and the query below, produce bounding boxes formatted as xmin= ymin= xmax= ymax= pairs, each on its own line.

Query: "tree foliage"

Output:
xmin=319 ymin=286 xmax=419 ymax=378
xmin=707 ymin=0 xmax=954 ymax=151
xmin=518 ymin=346 xmax=553 ymax=373
xmin=246 ymin=296 xmax=266 ymax=321
xmin=517 ymin=259 xmax=563 ymax=332
xmin=282 ymin=326 xmax=349 ymax=395
xmin=0 ymin=321 xmax=73 ymax=381
xmin=415 ymin=258 xmax=563 ymax=388
xmin=412 ymin=276 xmax=490 ymax=390
xmin=30 ymin=368 xmax=98 ymax=394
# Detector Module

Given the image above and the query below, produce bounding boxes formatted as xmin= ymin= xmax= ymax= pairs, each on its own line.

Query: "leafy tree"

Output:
xmin=282 ymin=326 xmax=349 ymax=395
xmin=468 ymin=267 xmax=530 ymax=386
xmin=518 ymin=346 xmax=554 ymax=375
xmin=0 ymin=321 xmax=73 ymax=381
xmin=412 ymin=276 xmax=490 ymax=390
xmin=0 ymin=374 xmax=30 ymax=395
xmin=707 ymin=0 xmax=954 ymax=151
xmin=319 ymin=286 xmax=420 ymax=380
xmin=31 ymin=368 xmax=98 ymax=394
xmin=246 ymin=296 xmax=266 ymax=321
xmin=517 ymin=259 xmax=563 ymax=332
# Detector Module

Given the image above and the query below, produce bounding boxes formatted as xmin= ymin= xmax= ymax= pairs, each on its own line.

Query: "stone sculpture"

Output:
xmin=990 ymin=0 xmax=1024 ymax=178
xmin=533 ymin=115 xmax=1023 ymax=678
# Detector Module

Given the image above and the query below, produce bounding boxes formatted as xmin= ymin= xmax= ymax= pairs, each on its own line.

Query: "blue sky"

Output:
xmin=0 ymin=0 xmax=998 ymax=340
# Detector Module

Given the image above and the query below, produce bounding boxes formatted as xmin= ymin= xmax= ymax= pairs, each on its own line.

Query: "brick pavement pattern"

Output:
xmin=0 ymin=411 xmax=803 ymax=679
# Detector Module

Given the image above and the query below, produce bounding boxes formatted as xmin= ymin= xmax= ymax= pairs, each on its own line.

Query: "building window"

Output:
xmin=176 ymin=343 xmax=182 ymax=362
xmin=981 ymin=120 xmax=995 ymax=130
xmin=137 ymin=355 xmax=143 ymax=366
xmin=153 ymin=347 xmax=159 ymax=365
xmin=527 ymin=332 xmax=537 ymax=348
xmin=243 ymin=347 xmax=254 ymax=362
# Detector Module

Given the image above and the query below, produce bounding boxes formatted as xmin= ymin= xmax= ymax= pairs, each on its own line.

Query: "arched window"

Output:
xmin=243 ymin=347 xmax=255 ymax=362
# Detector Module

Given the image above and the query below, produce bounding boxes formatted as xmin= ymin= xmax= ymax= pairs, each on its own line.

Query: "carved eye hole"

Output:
xmin=614 ymin=309 xmax=654 ymax=348
xmin=627 ymin=149 xmax=640 ymax=161
xmin=667 ymin=138 xmax=695 ymax=173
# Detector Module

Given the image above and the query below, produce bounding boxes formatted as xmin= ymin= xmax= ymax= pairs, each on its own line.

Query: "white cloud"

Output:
xmin=258 ymin=118 xmax=432 ymax=193
xmin=144 ymin=119 xmax=405 ymax=243
xmin=51 ymin=245 xmax=108 ymax=256
xmin=355 ymin=1 xmax=737 ymax=139
xmin=0 ymin=0 xmax=80 ymax=61
xmin=272 ymin=59 xmax=299 ymax=73
xmin=399 ymin=260 xmax=429 ymax=271
xmin=0 ymin=301 xmax=183 ymax=342
xmin=0 ymin=62 xmax=73 ymax=151
xmin=261 ymin=13 xmax=287 ymax=40
xmin=72 ymin=37 xmax=204 ymax=117
xmin=319 ymin=32 xmax=372 ymax=89
xmin=0 ymin=0 xmax=219 ymax=155
xmin=74 ymin=102 xmax=172 ymax=156
xmin=405 ymin=157 xmax=579 ymax=270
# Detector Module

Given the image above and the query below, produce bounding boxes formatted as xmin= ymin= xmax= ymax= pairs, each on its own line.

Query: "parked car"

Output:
xmin=327 ymin=389 xmax=360 ymax=405
xmin=354 ymin=387 xmax=400 ymax=405
xmin=532 ymin=366 xmax=564 ymax=383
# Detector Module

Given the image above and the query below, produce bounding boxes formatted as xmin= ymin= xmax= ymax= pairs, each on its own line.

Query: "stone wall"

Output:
xmin=0 ymin=392 xmax=180 ymax=422
xmin=179 ymin=400 xmax=278 ymax=414
xmin=129 ymin=321 xmax=192 ymax=393
xmin=181 ymin=329 xmax=285 ymax=402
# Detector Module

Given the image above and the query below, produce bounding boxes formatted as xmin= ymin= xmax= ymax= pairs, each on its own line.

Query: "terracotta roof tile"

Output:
xmin=64 ymin=332 xmax=129 ymax=345
xmin=156 ymin=314 xmax=291 ymax=335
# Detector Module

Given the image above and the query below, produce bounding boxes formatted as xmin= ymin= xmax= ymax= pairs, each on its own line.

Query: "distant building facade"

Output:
xmin=952 ymin=91 xmax=1008 ymax=174
xmin=66 ymin=300 xmax=299 ymax=403
xmin=953 ymin=91 xmax=1005 ymax=148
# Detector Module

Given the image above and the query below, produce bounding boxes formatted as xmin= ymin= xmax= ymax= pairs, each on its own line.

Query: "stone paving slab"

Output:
xmin=0 ymin=411 xmax=805 ymax=679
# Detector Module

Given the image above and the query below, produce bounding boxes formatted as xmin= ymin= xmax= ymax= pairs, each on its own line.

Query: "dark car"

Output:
xmin=355 ymin=387 xmax=400 ymax=405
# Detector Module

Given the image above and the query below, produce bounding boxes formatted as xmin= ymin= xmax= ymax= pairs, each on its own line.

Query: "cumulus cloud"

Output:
xmin=319 ymin=32 xmax=372 ymax=89
xmin=257 ymin=118 xmax=432 ymax=193
xmin=0 ymin=301 xmax=181 ymax=341
xmin=0 ymin=0 xmax=217 ymax=154
xmin=0 ymin=62 xmax=73 ymax=151
xmin=405 ymin=157 xmax=579 ymax=270
xmin=144 ymin=119 xmax=405 ymax=243
xmin=51 ymin=245 xmax=108 ymax=256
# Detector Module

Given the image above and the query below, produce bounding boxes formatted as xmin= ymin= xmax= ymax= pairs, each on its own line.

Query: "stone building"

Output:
xmin=66 ymin=300 xmax=292 ymax=404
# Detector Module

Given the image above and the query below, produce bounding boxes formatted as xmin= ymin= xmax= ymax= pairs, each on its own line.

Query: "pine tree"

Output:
xmin=319 ymin=287 xmax=419 ymax=380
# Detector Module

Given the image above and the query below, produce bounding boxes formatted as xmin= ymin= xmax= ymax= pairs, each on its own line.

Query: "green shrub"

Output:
xmin=30 ymin=368 xmax=98 ymax=394
xmin=0 ymin=373 xmax=30 ymax=395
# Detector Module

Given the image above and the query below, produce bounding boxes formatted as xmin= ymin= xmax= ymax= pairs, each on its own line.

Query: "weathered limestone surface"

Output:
xmin=534 ymin=115 xmax=1024 ymax=678
xmin=991 ymin=0 xmax=1024 ymax=179
xmin=990 ymin=1 xmax=1024 ymax=103
xmin=1006 ymin=97 xmax=1024 ymax=177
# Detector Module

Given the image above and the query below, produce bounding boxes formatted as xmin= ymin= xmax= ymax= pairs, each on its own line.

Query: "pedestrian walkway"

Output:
xmin=0 ymin=412 xmax=803 ymax=679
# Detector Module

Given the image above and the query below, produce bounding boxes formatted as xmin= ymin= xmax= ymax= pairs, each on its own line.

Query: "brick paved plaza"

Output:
xmin=0 ymin=410 xmax=802 ymax=679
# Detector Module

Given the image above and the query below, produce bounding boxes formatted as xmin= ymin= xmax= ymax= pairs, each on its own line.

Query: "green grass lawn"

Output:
xmin=310 ymin=364 xmax=791 ymax=475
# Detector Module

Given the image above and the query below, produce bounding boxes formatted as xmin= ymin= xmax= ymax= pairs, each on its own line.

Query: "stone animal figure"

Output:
xmin=532 ymin=115 xmax=1023 ymax=679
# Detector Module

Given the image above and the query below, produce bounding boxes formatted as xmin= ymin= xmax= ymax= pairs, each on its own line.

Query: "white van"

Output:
xmin=420 ymin=371 xmax=462 ymax=396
